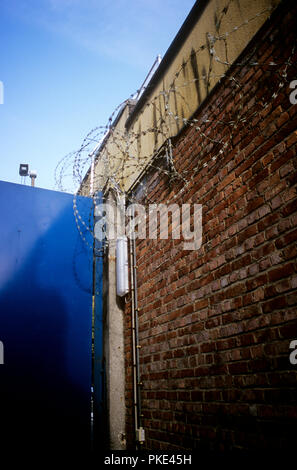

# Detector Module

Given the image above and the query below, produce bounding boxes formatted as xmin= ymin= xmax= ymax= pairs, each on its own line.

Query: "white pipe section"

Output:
xmin=116 ymin=236 xmax=129 ymax=297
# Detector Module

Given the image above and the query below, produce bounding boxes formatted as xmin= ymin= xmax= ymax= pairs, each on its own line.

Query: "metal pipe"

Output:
xmin=129 ymin=203 xmax=143 ymax=447
xmin=129 ymin=231 xmax=139 ymax=442
xmin=136 ymin=55 xmax=162 ymax=100
xmin=132 ymin=233 xmax=142 ymax=427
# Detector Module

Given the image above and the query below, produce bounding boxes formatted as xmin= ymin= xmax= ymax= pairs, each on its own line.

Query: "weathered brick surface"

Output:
xmin=124 ymin=1 xmax=297 ymax=450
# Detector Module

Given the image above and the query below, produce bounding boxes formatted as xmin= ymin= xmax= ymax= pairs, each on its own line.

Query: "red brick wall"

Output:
xmin=124 ymin=0 xmax=297 ymax=450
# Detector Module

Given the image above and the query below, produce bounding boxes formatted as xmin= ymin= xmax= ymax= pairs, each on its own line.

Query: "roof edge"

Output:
xmin=125 ymin=0 xmax=209 ymax=130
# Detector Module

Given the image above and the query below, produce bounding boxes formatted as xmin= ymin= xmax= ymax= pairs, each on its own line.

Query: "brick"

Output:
xmin=286 ymin=130 xmax=297 ymax=147
xmin=262 ymin=296 xmax=287 ymax=313
xmin=268 ymin=263 xmax=295 ymax=282
xmin=123 ymin=2 xmax=297 ymax=450
xmin=237 ymin=224 xmax=258 ymax=244
xmin=228 ymin=362 xmax=249 ymax=374
xmin=276 ymin=228 xmax=297 ymax=248
xmin=246 ymin=273 xmax=268 ymax=291
xmin=282 ymin=199 xmax=297 ymax=217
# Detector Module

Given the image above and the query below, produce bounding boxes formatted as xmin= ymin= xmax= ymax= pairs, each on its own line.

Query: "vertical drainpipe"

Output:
xmin=129 ymin=202 xmax=144 ymax=448
xmin=90 ymin=154 xmax=95 ymax=196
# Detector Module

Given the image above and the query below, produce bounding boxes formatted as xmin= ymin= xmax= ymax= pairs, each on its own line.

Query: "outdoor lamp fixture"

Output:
xmin=19 ymin=163 xmax=29 ymax=177
xmin=29 ymin=170 xmax=37 ymax=187
xmin=19 ymin=164 xmax=37 ymax=187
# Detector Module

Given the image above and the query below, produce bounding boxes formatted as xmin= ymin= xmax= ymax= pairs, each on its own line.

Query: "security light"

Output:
xmin=19 ymin=164 xmax=29 ymax=176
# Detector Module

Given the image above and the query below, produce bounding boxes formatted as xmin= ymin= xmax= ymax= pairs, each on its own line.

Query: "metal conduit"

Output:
xmin=129 ymin=203 xmax=144 ymax=448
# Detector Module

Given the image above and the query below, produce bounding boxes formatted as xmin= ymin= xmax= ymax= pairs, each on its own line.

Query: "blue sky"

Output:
xmin=0 ymin=0 xmax=195 ymax=191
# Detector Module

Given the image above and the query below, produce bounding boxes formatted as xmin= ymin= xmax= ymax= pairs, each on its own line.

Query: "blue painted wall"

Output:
xmin=0 ymin=181 xmax=95 ymax=451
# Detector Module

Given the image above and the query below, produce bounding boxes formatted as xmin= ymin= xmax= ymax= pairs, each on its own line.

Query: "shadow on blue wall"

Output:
xmin=0 ymin=181 xmax=94 ymax=452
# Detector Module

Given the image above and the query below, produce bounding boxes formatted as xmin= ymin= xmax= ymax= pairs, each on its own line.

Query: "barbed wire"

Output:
xmin=54 ymin=0 xmax=296 ymax=251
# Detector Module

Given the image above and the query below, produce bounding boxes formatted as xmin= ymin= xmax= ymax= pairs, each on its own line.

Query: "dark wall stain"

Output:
xmin=202 ymin=65 xmax=208 ymax=93
xmin=137 ymin=123 xmax=141 ymax=159
xmin=153 ymin=102 xmax=158 ymax=148
xmin=190 ymin=48 xmax=202 ymax=104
